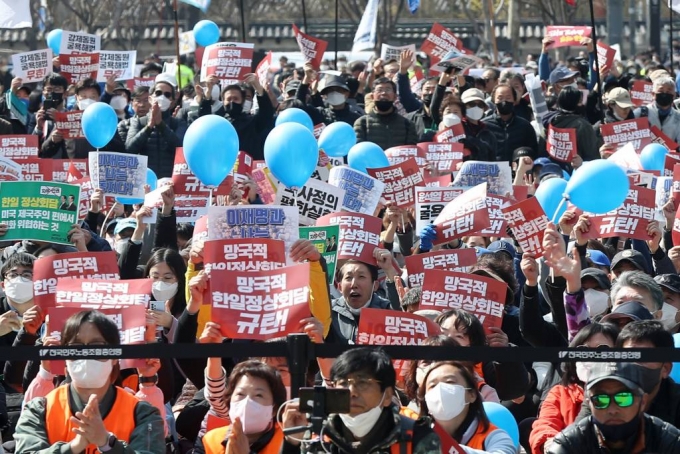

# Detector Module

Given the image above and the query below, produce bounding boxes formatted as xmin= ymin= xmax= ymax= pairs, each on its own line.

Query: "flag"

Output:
xmin=408 ymin=0 xmax=420 ymax=13
xmin=179 ymin=0 xmax=211 ymax=12
xmin=352 ymin=0 xmax=380 ymax=53
xmin=67 ymin=161 xmax=83 ymax=182
xmin=0 ymin=0 xmax=31 ymax=29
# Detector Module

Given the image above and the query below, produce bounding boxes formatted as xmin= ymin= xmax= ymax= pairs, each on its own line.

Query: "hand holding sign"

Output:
xmin=520 ymin=254 xmax=540 ymax=286
xmin=199 ymin=321 xmax=224 ymax=344
xmin=289 ymin=239 xmax=321 ymax=263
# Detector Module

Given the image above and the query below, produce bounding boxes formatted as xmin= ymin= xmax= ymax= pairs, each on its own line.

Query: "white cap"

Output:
xmin=154 ymin=73 xmax=177 ymax=89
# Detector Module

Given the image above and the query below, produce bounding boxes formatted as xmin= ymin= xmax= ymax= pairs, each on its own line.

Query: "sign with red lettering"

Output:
xmin=96 ymin=50 xmax=136 ymax=82
xmin=545 ymin=26 xmax=592 ymax=49
xmin=434 ymin=122 xmax=466 ymax=143
xmin=600 ymin=118 xmax=652 ymax=151
xmin=673 ymin=203 xmax=680 ymax=246
xmin=70 ymin=176 xmax=94 ymax=218
xmin=256 ymin=51 xmax=272 ymax=89
xmin=472 ymin=195 xmax=510 ymax=236
xmin=404 ymin=248 xmax=477 ymax=287
xmin=58 ymin=53 xmax=100 ymax=84
xmin=200 ymin=42 xmax=254 ymax=85
xmin=417 ymin=142 xmax=464 ymax=174
xmin=385 ymin=145 xmax=428 ymax=168
xmin=630 ymin=81 xmax=653 ymax=107
xmin=251 ymin=167 xmax=277 ymax=205
xmin=53 ymin=111 xmax=84 ymax=139
xmin=210 ymin=263 xmax=311 ymax=340
xmin=126 ymin=77 xmax=155 ymax=92
xmin=56 ymin=278 xmax=152 ymax=309
xmin=421 ymin=270 xmax=506 ymax=332
xmin=0 ymin=135 xmax=38 ymax=159
xmin=317 ymin=212 xmax=382 ymax=264
xmin=415 ymin=186 xmax=466 ymax=234
xmin=502 ymin=197 xmax=550 ymax=256
xmin=583 ymin=186 xmax=656 ymax=239
xmin=11 ymin=49 xmax=52 ymax=83
xmin=420 ymin=23 xmax=464 ymax=60
xmin=292 ymin=24 xmax=328 ymax=69
xmin=651 ymin=126 xmax=679 ymax=152
xmin=596 ymin=42 xmax=616 ymax=70
xmin=51 ymin=159 xmax=87 ymax=182
xmin=547 ymin=125 xmax=577 ymax=162
xmin=432 ymin=183 xmax=490 ymax=244
xmin=664 ymin=153 xmax=680 ymax=177
xmin=368 ymin=158 xmax=424 ymax=208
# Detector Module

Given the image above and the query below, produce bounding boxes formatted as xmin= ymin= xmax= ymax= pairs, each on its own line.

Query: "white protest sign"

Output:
xmin=380 ymin=44 xmax=416 ymax=62
xmin=179 ymin=31 xmax=196 ymax=55
xmin=88 ymin=152 xmax=148 ymax=200
xmin=59 ymin=31 xmax=101 ymax=55
xmin=328 ymin=165 xmax=385 ymax=215
xmin=11 ymin=49 xmax=52 ymax=83
xmin=275 ymin=178 xmax=345 ymax=226
xmin=97 ymin=50 xmax=137 ymax=82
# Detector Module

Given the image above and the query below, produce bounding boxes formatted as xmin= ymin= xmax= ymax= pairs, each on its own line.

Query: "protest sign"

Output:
xmin=655 ymin=176 xmax=672 ymax=212
xmin=380 ymin=44 xmax=416 ymax=62
xmin=275 ymin=178 xmax=345 ymax=226
xmin=172 ymin=148 xmax=233 ymax=196
xmin=11 ymin=49 xmax=52 ymax=83
xmin=317 ymin=212 xmax=382 ymax=264
xmin=0 ymin=135 xmax=38 ymax=159
xmin=328 ymin=165 xmax=385 ymax=215
xmin=70 ymin=177 xmax=94 ymax=219
xmin=583 ymin=185 xmax=657 ymax=240
xmin=368 ymin=158 xmax=424 ymax=208
xmin=179 ymin=30 xmax=196 ymax=55
xmin=256 ymin=51 xmax=272 ymax=89
xmin=52 ymin=159 xmax=88 ymax=183
xmin=596 ymin=42 xmax=616 ymax=70
xmin=417 ymin=142 xmax=464 ymax=174
xmin=0 ymin=156 xmax=22 ymax=181
xmin=200 ymin=42 xmax=254 ymax=85
xmin=89 ymin=152 xmax=148 ymax=200
xmin=452 ymin=161 xmax=512 ymax=196
xmin=415 ymin=186 xmax=467 ymax=234
xmin=58 ymin=53 xmax=100 ymax=84
xmin=0 ymin=181 xmax=79 ymax=244
xmin=126 ymin=77 xmax=156 ymax=92
xmin=59 ymin=31 xmax=101 ymax=55
xmin=432 ymin=423 xmax=466 ymax=454
xmin=56 ymin=278 xmax=152 ymax=308
xmin=608 ymin=142 xmax=642 ymax=170
xmin=673 ymin=203 xmax=680 ymax=246
xmin=473 ymin=195 xmax=510 ymax=236
xmin=627 ymin=170 xmax=655 ymax=188
xmin=600 ymin=118 xmax=652 ymax=151
xmin=17 ymin=158 xmax=54 ymax=181
xmin=673 ymin=164 xmax=680 ymax=205
xmin=231 ymin=150 xmax=253 ymax=185
xmin=430 ymin=49 xmax=482 ymax=73
xmin=511 ymin=185 xmax=529 ymax=202
xmin=204 ymin=238 xmax=286 ymax=274
xmin=251 ymin=167 xmax=277 ymax=204
xmin=420 ymin=23 xmax=464 ymax=60
xmin=433 ymin=183 xmax=490 ymax=244
xmin=630 ymin=81 xmax=653 ymax=107
xmin=97 ymin=50 xmax=137 ymax=82
xmin=292 ymin=24 xmax=328 ymax=69
xmin=210 ymin=263 xmax=311 ymax=340
xmin=195 ymin=215 xmax=208 ymax=241
xmin=421 ymin=270 xmax=506 ymax=332
xmin=545 ymin=26 xmax=592 ymax=48
xmin=53 ymin=111 xmax=84 ymax=140
xmin=525 ymin=73 xmax=548 ymax=128
xmin=404 ymin=248 xmax=477 ymax=287
xmin=207 ymin=205 xmax=299 ymax=259
xmin=385 ymin=145 xmax=428 ymax=167
xmin=423 ymin=174 xmax=452 ymax=187
xmin=664 ymin=153 xmax=680 ymax=176
xmin=502 ymin=197 xmax=550 ymax=256
xmin=410 ymin=66 xmax=424 ymax=96
xmin=434 ymin=122 xmax=466 ymax=144
xmin=547 ymin=125 xmax=577 ymax=163
xmin=33 ymin=252 xmax=120 ymax=310
xmin=651 ymin=126 xmax=679 ymax=152
xmin=299 ymin=225 xmax=339 ymax=285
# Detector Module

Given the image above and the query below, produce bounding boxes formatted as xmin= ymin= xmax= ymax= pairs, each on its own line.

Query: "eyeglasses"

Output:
xmin=374 ymin=88 xmax=394 ymax=95
xmin=6 ymin=271 xmax=33 ymax=280
xmin=154 ymin=90 xmax=173 ymax=99
xmin=329 ymin=377 xmax=381 ymax=391
xmin=590 ymin=391 xmax=636 ymax=409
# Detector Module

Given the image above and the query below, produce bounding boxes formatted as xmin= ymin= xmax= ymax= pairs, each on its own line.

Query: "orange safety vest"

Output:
xmin=466 ymin=421 xmax=499 ymax=450
xmin=202 ymin=423 xmax=284 ymax=454
xmin=46 ymin=385 xmax=138 ymax=454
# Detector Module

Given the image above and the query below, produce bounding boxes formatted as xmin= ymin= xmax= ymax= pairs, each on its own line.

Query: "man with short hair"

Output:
xmin=609 ymin=271 xmax=664 ymax=318
xmin=636 ymin=76 xmax=680 ymax=142
xmin=655 ymin=273 xmax=680 ymax=316
xmin=297 ymin=66 xmax=360 ymax=126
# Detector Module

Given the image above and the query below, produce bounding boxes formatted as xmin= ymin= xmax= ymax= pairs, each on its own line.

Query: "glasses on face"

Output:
xmin=154 ymin=90 xmax=173 ymax=99
xmin=590 ymin=391 xmax=635 ymax=409
xmin=374 ymin=88 xmax=394 ymax=95
xmin=329 ymin=377 xmax=381 ymax=391
xmin=6 ymin=271 xmax=33 ymax=280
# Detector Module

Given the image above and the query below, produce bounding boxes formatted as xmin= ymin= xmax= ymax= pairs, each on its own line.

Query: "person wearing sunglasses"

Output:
xmin=546 ymin=362 xmax=680 ymax=453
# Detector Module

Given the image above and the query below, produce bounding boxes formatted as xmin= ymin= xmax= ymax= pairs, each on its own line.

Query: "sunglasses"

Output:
xmin=590 ymin=391 xmax=635 ymax=409
xmin=154 ymin=90 xmax=172 ymax=99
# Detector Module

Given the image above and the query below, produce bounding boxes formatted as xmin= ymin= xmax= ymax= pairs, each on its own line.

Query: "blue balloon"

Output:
xmin=183 ymin=115 xmax=239 ymax=187
xmin=318 ymin=122 xmax=356 ymax=158
xmin=115 ymin=196 xmax=144 ymax=205
xmin=81 ymin=102 xmax=118 ymax=149
xmin=193 ymin=20 xmax=220 ymax=47
xmin=347 ymin=142 xmax=389 ymax=174
xmin=640 ymin=143 xmax=668 ymax=174
xmin=565 ymin=160 xmax=629 ymax=214
xmin=46 ymin=29 xmax=62 ymax=55
xmin=265 ymin=123 xmax=318 ymax=189
xmin=671 ymin=334 xmax=680 ymax=383
xmin=562 ymin=169 xmax=571 ymax=181
xmin=275 ymin=108 xmax=314 ymax=133
xmin=534 ymin=177 xmax=568 ymax=222
xmin=146 ymin=168 xmax=158 ymax=191
xmin=482 ymin=402 xmax=519 ymax=447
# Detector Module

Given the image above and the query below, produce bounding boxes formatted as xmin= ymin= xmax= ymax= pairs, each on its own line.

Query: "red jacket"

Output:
xmin=529 ymin=383 xmax=584 ymax=454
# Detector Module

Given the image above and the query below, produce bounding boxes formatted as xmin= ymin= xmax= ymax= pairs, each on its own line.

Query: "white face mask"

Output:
xmin=209 ymin=85 xmax=221 ymax=101
xmin=67 ymin=359 xmax=113 ymax=388
xmin=466 ymin=106 xmax=484 ymax=121
xmin=562 ymin=82 xmax=578 ymax=91
xmin=4 ymin=277 xmax=34 ymax=304
xmin=242 ymin=99 xmax=253 ymax=113
xmin=583 ymin=289 xmax=610 ymax=318
xmin=326 ymin=92 xmax=347 ymax=106
xmin=114 ymin=239 xmax=129 ymax=255
xmin=154 ymin=95 xmax=171 ymax=112
xmin=425 ymin=383 xmax=469 ymax=421
xmin=338 ymin=390 xmax=386 ymax=438
xmin=443 ymin=113 xmax=461 ymax=128
xmin=228 ymin=396 xmax=274 ymax=435
xmin=660 ymin=302 xmax=680 ymax=331
xmin=152 ymin=281 xmax=178 ymax=302
xmin=575 ymin=361 xmax=593 ymax=383
xmin=182 ymin=99 xmax=192 ymax=110
xmin=78 ymin=98 xmax=95 ymax=111
xmin=110 ymin=96 xmax=127 ymax=111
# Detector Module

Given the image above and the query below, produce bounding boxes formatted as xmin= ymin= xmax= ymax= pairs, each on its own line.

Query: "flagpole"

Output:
xmin=671 ymin=3 xmax=675 ymax=74
xmin=587 ymin=0 xmax=604 ymax=121
xmin=301 ymin=0 xmax=308 ymax=31
xmin=239 ymin=0 xmax=247 ymax=43
xmin=334 ymin=0 xmax=339 ymax=68
xmin=172 ymin=0 xmax=183 ymax=93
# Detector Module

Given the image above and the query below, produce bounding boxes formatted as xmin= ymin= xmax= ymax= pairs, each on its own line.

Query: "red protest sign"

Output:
xmin=417 ymin=142 xmax=464 ymax=174
xmin=433 ymin=183 xmax=490 ymax=245
xmin=126 ymin=77 xmax=155 ymax=92
xmin=56 ymin=278 xmax=153 ymax=309
xmin=385 ymin=145 xmax=428 ymax=168
xmin=673 ymin=203 xmax=680 ymax=246
xmin=502 ymin=197 xmax=550 ymax=256
xmin=472 ymin=195 xmax=510 ymax=236
xmin=423 ymin=174 xmax=452 ymax=187
xmin=0 ymin=135 xmax=38 ymax=159
xmin=630 ymin=81 xmax=653 ymax=107
xmin=53 ymin=111 xmax=84 ymax=140
xmin=673 ymin=164 xmax=680 ymax=205
xmin=251 ymin=167 xmax=277 ymax=205
xmin=421 ymin=270 xmax=506 ymax=333
xmin=433 ymin=423 xmax=465 ymax=454
xmin=434 ymin=122 xmax=466 ymax=143
xmin=16 ymin=158 xmax=52 ymax=181
xmin=317 ymin=212 xmax=382 ymax=264
xmin=651 ymin=126 xmax=679 ymax=152
xmin=201 ymin=42 xmax=254 ymax=84
xmin=404 ymin=248 xmax=477 ymax=287
xmin=410 ymin=66 xmax=424 ymax=96
xmin=292 ymin=24 xmax=328 ymax=69
xmin=172 ymin=147 xmax=233 ymax=196
xmin=71 ymin=176 xmax=94 ymax=219
xmin=313 ymin=123 xmax=325 ymax=140
xmin=51 ymin=159 xmax=88 ymax=182
xmin=420 ymin=23 xmax=464 ymax=60
xmin=232 ymin=150 xmax=254 ymax=185
xmin=210 ymin=262 xmax=311 ymax=340
xmin=511 ymin=185 xmax=529 ymax=202
xmin=600 ymin=118 xmax=652 ymax=151
xmin=583 ymin=186 xmax=656 ymax=240
xmin=664 ymin=153 xmax=680 ymax=176
xmin=256 ymin=51 xmax=272 ymax=89
xmin=547 ymin=125 xmax=577 ymax=162
xmin=596 ymin=42 xmax=616 ymax=70
xmin=368 ymin=158 xmax=424 ymax=208
xmin=58 ymin=53 xmax=100 ymax=84
xmin=545 ymin=26 xmax=592 ymax=48
xmin=204 ymin=238 xmax=286 ymax=273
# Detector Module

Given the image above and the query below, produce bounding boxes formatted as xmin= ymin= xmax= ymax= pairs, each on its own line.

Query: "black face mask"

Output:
xmin=637 ymin=365 xmax=662 ymax=394
xmin=48 ymin=92 xmax=63 ymax=104
xmin=375 ymin=100 xmax=394 ymax=112
xmin=496 ymin=101 xmax=514 ymax=115
xmin=593 ymin=411 xmax=641 ymax=442
xmin=225 ymin=102 xmax=243 ymax=116
xmin=656 ymin=92 xmax=674 ymax=108
xmin=422 ymin=94 xmax=433 ymax=106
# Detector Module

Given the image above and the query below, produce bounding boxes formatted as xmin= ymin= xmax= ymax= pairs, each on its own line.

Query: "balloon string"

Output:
xmin=100 ymin=202 xmax=119 ymax=238
xmin=551 ymin=198 xmax=567 ymax=224
xmin=209 ymin=187 xmax=214 ymax=207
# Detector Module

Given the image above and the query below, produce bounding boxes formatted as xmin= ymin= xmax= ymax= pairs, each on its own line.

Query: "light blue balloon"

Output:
xmin=46 ymin=29 xmax=62 ymax=55
xmin=275 ymin=108 xmax=314 ymax=133
xmin=318 ymin=122 xmax=356 ymax=158
xmin=193 ymin=20 xmax=220 ymax=47
xmin=640 ymin=143 xmax=668 ymax=174
xmin=562 ymin=169 xmax=571 ymax=181
xmin=565 ymin=160 xmax=629 ymax=214
xmin=671 ymin=334 xmax=680 ymax=383
xmin=115 ymin=196 xmax=144 ymax=205
xmin=265 ymin=123 xmax=318 ymax=189
xmin=183 ymin=115 xmax=239 ymax=187
xmin=146 ymin=168 xmax=158 ymax=191
xmin=81 ymin=102 xmax=118 ymax=149
xmin=347 ymin=142 xmax=389 ymax=174
xmin=482 ymin=402 xmax=519 ymax=447
xmin=534 ymin=177 xmax=568 ymax=222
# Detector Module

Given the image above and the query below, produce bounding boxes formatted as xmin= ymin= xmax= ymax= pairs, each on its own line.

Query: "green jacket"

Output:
xmin=354 ymin=110 xmax=418 ymax=151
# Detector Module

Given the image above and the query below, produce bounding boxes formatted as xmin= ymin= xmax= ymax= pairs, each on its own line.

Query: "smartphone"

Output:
xmin=43 ymin=98 xmax=56 ymax=111
xmin=150 ymin=301 xmax=165 ymax=312
xmin=299 ymin=387 xmax=350 ymax=415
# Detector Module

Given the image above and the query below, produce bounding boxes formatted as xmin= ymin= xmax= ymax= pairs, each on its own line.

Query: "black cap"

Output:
xmin=581 ymin=267 xmax=611 ymax=290
xmin=586 ymin=362 xmax=644 ymax=394
xmin=512 ymin=147 xmax=533 ymax=162
xmin=601 ymin=301 xmax=654 ymax=324
xmin=611 ymin=249 xmax=649 ymax=275
xmin=320 ymin=75 xmax=349 ymax=93
xmin=285 ymin=80 xmax=300 ymax=94
xmin=654 ymin=274 xmax=680 ymax=294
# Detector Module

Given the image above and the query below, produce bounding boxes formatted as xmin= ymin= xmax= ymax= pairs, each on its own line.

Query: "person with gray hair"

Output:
xmin=610 ymin=270 xmax=664 ymax=317
xmin=635 ymin=75 xmax=680 ymax=142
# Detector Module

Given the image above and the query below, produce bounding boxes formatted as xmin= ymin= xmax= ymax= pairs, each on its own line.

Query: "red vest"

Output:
xmin=202 ymin=423 xmax=284 ymax=454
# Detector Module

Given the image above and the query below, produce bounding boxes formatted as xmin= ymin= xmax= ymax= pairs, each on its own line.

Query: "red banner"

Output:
xmin=630 ymin=81 xmax=653 ymax=107
xmin=204 ymin=238 xmax=286 ymax=273
xmin=600 ymin=118 xmax=652 ymax=151
xmin=201 ymin=42 xmax=254 ymax=84
xmin=0 ymin=135 xmax=38 ymax=159
xmin=256 ymin=51 xmax=272 ymax=89
xmin=52 ymin=159 xmax=88 ymax=182
xmin=53 ymin=111 xmax=84 ymax=140
xmin=420 ymin=23 xmax=464 ymax=60
xmin=651 ymin=126 xmax=679 ymax=152
xmin=404 ymin=248 xmax=477 ymax=287
xmin=583 ymin=186 xmax=656 ymax=240
xmin=421 ymin=270 xmax=506 ymax=333
xmin=545 ymin=26 xmax=592 ymax=48
xmin=56 ymin=278 xmax=152 ymax=309
xmin=385 ymin=145 xmax=428 ymax=168
xmin=433 ymin=183 xmax=490 ymax=244
xmin=417 ymin=142 xmax=464 ymax=174
xmin=16 ymin=158 xmax=52 ymax=181
xmin=368 ymin=158 xmax=424 ymax=208
xmin=502 ymin=197 xmax=550 ymax=257
xmin=125 ymin=77 xmax=155 ymax=92
xmin=511 ymin=185 xmax=529 ymax=202
xmin=292 ymin=24 xmax=328 ymax=69
xmin=210 ymin=263 xmax=311 ymax=340
xmin=316 ymin=212 xmax=382 ymax=264
xmin=673 ymin=164 xmax=680 ymax=205
xmin=664 ymin=153 xmax=680 ymax=176
xmin=434 ymin=122 xmax=466 ymax=143
xmin=547 ymin=125 xmax=577 ymax=162
xmin=596 ymin=42 xmax=616 ymax=70
xmin=58 ymin=53 xmax=100 ymax=84
xmin=472 ymin=195 xmax=510 ymax=236
xmin=433 ymin=423 xmax=466 ymax=454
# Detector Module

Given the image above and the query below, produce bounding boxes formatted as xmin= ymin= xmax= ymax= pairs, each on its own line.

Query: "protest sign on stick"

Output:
xmin=89 ymin=152 xmax=148 ymax=200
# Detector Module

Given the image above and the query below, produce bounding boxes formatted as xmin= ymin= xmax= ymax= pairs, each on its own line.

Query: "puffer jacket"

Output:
xmin=548 ymin=111 xmax=600 ymax=161
xmin=354 ymin=110 xmax=418 ymax=150
xmin=125 ymin=113 xmax=184 ymax=178
xmin=529 ymin=383 xmax=584 ymax=454
xmin=328 ymin=293 xmax=392 ymax=344
xmin=483 ymin=113 xmax=538 ymax=163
